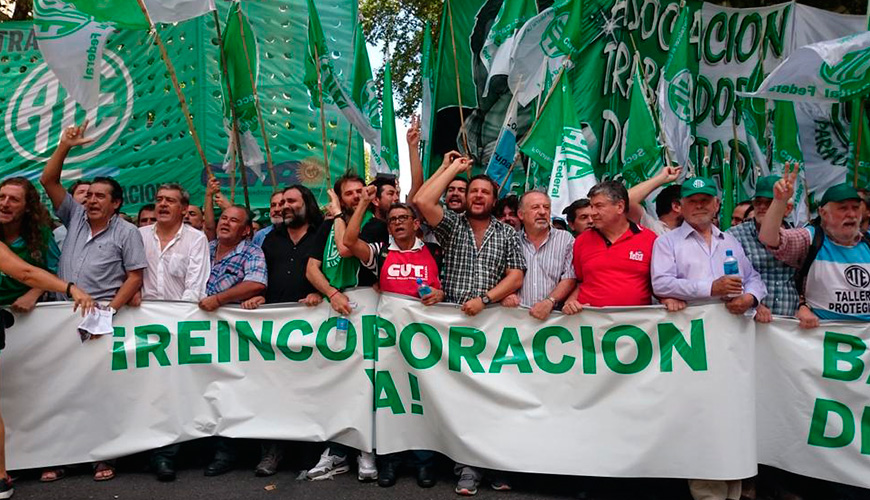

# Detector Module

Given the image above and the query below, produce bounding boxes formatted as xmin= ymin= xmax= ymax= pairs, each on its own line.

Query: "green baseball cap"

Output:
xmin=820 ymin=182 xmax=861 ymax=206
xmin=754 ymin=175 xmax=780 ymax=199
xmin=681 ymin=177 xmax=718 ymax=198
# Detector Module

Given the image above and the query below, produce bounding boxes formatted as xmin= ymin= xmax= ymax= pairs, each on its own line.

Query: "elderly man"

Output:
xmin=41 ymin=121 xmax=147 ymax=482
xmin=195 ymin=205 xmax=266 ymax=477
xmin=760 ymin=164 xmax=870 ymax=327
xmin=651 ymin=176 xmax=766 ymax=500
xmin=563 ymin=181 xmax=657 ymax=313
xmin=728 ymin=175 xmax=798 ymax=322
xmin=503 ymin=190 xmax=575 ymax=319
xmin=138 ymin=184 xmax=209 ymax=481
xmin=251 ymin=191 xmax=285 ymax=247
xmin=414 ymin=156 xmax=524 ymax=496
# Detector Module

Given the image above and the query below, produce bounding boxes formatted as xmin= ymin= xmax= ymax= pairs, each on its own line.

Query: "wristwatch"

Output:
xmin=481 ymin=294 xmax=491 ymax=305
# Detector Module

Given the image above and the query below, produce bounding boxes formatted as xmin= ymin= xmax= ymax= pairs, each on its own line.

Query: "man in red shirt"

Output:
xmin=564 ymin=180 xmax=657 ymax=313
xmin=343 ymin=186 xmax=443 ymax=489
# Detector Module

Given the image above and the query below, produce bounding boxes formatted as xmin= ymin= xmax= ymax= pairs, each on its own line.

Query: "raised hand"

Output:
xmin=774 ymin=162 xmax=799 ymax=201
xmin=659 ymin=165 xmax=682 ymax=183
xmin=407 ymin=115 xmax=421 ymax=149
xmin=59 ymin=120 xmax=95 ymax=149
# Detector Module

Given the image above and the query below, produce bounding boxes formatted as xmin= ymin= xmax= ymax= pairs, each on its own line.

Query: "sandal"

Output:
xmin=39 ymin=467 xmax=66 ymax=482
xmin=93 ymin=461 xmax=115 ymax=481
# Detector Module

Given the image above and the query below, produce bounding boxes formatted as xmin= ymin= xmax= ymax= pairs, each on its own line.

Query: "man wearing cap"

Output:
xmin=759 ymin=163 xmax=870 ymax=328
xmin=728 ymin=175 xmax=798 ymax=322
xmin=651 ymin=176 xmax=766 ymax=500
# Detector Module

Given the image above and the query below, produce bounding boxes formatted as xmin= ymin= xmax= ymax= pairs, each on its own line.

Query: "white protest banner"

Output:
xmin=757 ymin=318 xmax=870 ymax=491
xmin=374 ymin=294 xmax=757 ymax=480
xmin=0 ymin=289 xmax=378 ymax=470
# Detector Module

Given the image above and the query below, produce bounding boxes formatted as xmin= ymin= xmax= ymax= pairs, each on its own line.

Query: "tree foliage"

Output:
xmin=360 ymin=0 xmax=440 ymax=120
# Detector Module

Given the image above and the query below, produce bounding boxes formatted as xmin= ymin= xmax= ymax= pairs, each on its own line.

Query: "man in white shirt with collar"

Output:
xmin=138 ymin=183 xmax=210 ymax=303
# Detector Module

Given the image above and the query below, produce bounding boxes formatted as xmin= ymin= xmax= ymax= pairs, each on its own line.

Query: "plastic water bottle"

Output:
xmin=416 ymin=278 xmax=433 ymax=298
xmin=723 ymin=249 xmax=739 ymax=276
xmin=335 ymin=301 xmax=358 ymax=339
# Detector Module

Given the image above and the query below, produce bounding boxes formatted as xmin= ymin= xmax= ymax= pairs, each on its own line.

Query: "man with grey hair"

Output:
xmin=564 ymin=180 xmax=658 ymax=313
xmin=503 ymin=190 xmax=576 ymax=319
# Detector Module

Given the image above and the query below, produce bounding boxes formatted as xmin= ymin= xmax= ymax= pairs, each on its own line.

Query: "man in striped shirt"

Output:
xmin=503 ymin=191 xmax=576 ymax=319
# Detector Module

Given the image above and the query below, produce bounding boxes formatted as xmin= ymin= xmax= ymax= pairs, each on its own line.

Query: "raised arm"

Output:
xmin=0 ymin=242 xmax=94 ymax=314
xmin=203 ymin=177 xmax=220 ymax=241
xmin=406 ymin=115 xmax=425 ymax=203
xmin=344 ymin=185 xmax=376 ymax=263
xmin=627 ymin=165 xmax=681 ymax=223
xmin=414 ymin=155 xmax=471 ymax=227
xmin=41 ymin=121 xmax=94 ymax=209
xmin=759 ymin=162 xmax=797 ymax=248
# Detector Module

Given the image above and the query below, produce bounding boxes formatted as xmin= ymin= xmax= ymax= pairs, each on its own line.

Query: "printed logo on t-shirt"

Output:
xmin=629 ymin=251 xmax=645 ymax=262
xmin=844 ymin=265 xmax=870 ymax=288
xmin=387 ymin=263 xmax=429 ymax=282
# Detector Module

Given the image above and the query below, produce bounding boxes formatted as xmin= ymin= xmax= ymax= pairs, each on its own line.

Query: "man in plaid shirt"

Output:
xmin=728 ymin=175 xmax=797 ymax=322
xmin=414 ymin=153 xmax=525 ymax=496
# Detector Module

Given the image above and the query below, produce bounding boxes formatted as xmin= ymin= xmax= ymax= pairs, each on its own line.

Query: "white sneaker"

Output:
xmin=357 ymin=451 xmax=378 ymax=482
xmin=306 ymin=448 xmax=350 ymax=480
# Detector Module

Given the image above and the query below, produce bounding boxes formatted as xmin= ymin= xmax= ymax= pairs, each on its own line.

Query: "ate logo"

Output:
xmin=667 ymin=69 xmax=694 ymax=123
xmin=629 ymin=251 xmax=645 ymax=262
xmin=4 ymin=49 xmax=133 ymax=163
xmin=844 ymin=265 xmax=870 ymax=289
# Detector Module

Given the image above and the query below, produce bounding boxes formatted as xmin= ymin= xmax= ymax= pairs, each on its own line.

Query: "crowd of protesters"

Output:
xmin=0 ymin=118 xmax=862 ymax=500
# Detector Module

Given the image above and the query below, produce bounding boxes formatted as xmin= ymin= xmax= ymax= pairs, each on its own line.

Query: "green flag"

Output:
xmin=741 ymin=55 xmax=769 ymax=175
xmin=304 ymin=0 xmax=330 ymax=107
xmin=220 ymin=1 xmax=265 ymax=180
xmin=657 ymin=2 xmax=698 ymax=170
xmin=421 ymin=22 xmax=434 ymax=175
xmin=480 ymin=0 xmax=537 ymax=96
xmin=552 ymin=0 xmax=583 ymax=56
xmin=622 ymin=63 xmax=663 ymax=188
xmin=379 ymin=59 xmax=399 ymax=174
xmin=772 ymin=100 xmax=809 ymax=224
xmin=850 ymin=101 xmax=870 ymax=186
xmin=71 ymin=0 xmax=213 ymax=29
xmin=351 ymin=22 xmax=380 ymax=133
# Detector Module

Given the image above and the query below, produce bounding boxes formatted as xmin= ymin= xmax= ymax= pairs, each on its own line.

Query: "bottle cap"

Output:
xmin=416 ymin=278 xmax=423 ymax=284
xmin=726 ymin=249 xmax=733 ymax=256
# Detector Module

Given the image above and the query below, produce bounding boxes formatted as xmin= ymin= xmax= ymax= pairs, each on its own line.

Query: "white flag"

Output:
xmin=548 ymin=127 xmax=597 ymax=217
xmin=507 ymin=7 xmax=569 ymax=107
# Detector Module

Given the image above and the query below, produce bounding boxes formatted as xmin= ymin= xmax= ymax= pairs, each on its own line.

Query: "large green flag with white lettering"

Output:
xmin=622 ymin=63 xmax=663 ymax=187
xmin=552 ymin=0 xmax=583 ymax=56
xmin=480 ymin=0 xmax=537 ymax=97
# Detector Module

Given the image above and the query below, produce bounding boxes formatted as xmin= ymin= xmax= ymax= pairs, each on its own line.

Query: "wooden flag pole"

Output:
xmin=212 ymin=10 xmax=249 ymax=208
xmin=313 ymin=42 xmax=333 ymax=189
xmin=234 ymin=4 xmax=278 ymax=191
xmin=134 ymin=0 xmax=212 ymax=178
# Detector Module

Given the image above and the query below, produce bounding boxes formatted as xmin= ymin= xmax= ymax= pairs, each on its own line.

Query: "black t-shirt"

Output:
xmin=261 ymin=224 xmax=319 ymax=303
xmin=309 ymin=217 xmax=383 ymax=288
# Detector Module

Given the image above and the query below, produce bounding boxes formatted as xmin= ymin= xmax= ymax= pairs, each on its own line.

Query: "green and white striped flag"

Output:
xmin=221 ymin=1 xmax=264 ymax=181
xmin=34 ymin=0 xmax=214 ymax=109
xmin=420 ymin=22 xmax=434 ymax=174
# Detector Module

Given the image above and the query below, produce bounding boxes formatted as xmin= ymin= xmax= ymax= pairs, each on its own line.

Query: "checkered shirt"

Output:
xmin=432 ymin=210 xmax=526 ymax=304
xmin=206 ymin=239 xmax=268 ymax=297
xmin=728 ymin=221 xmax=799 ymax=316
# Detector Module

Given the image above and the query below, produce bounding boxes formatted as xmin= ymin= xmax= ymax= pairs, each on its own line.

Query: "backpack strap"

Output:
xmin=795 ymin=219 xmax=824 ymax=301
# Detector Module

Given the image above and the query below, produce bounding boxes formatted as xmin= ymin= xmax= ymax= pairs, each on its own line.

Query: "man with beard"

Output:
xmin=502 ymin=190 xmax=575 ymax=319
xmin=40 ymin=120 xmax=147 ymax=482
xmin=414 ymin=156 xmax=524 ymax=496
xmin=405 ymin=121 xmax=468 ymax=214
xmin=240 ymin=184 xmax=324 ymax=476
xmin=364 ymin=176 xmax=400 ymax=244
xmin=252 ymin=191 xmax=285 ymax=247
xmin=493 ymin=195 xmax=521 ymax=231
xmin=760 ymin=164 xmax=870 ymax=327
xmin=304 ymin=172 xmax=378 ymax=483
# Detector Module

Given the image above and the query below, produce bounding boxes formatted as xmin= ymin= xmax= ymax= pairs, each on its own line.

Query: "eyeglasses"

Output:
xmin=388 ymin=214 xmax=412 ymax=225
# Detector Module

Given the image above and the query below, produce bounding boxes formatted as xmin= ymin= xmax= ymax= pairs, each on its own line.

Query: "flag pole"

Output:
xmin=313 ymin=42 xmax=333 ymax=189
xmin=234 ymin=4 xmax=278 ymax=191
xmin=446 ymin=0 xmax=470 ymax=161
xmin=854 ymin=99 xmax=865 ymax=188
xmin=212 ymin=10 xmax=249 ymax=209
xmin=133 ymin=0 xmax=212 ymax=178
